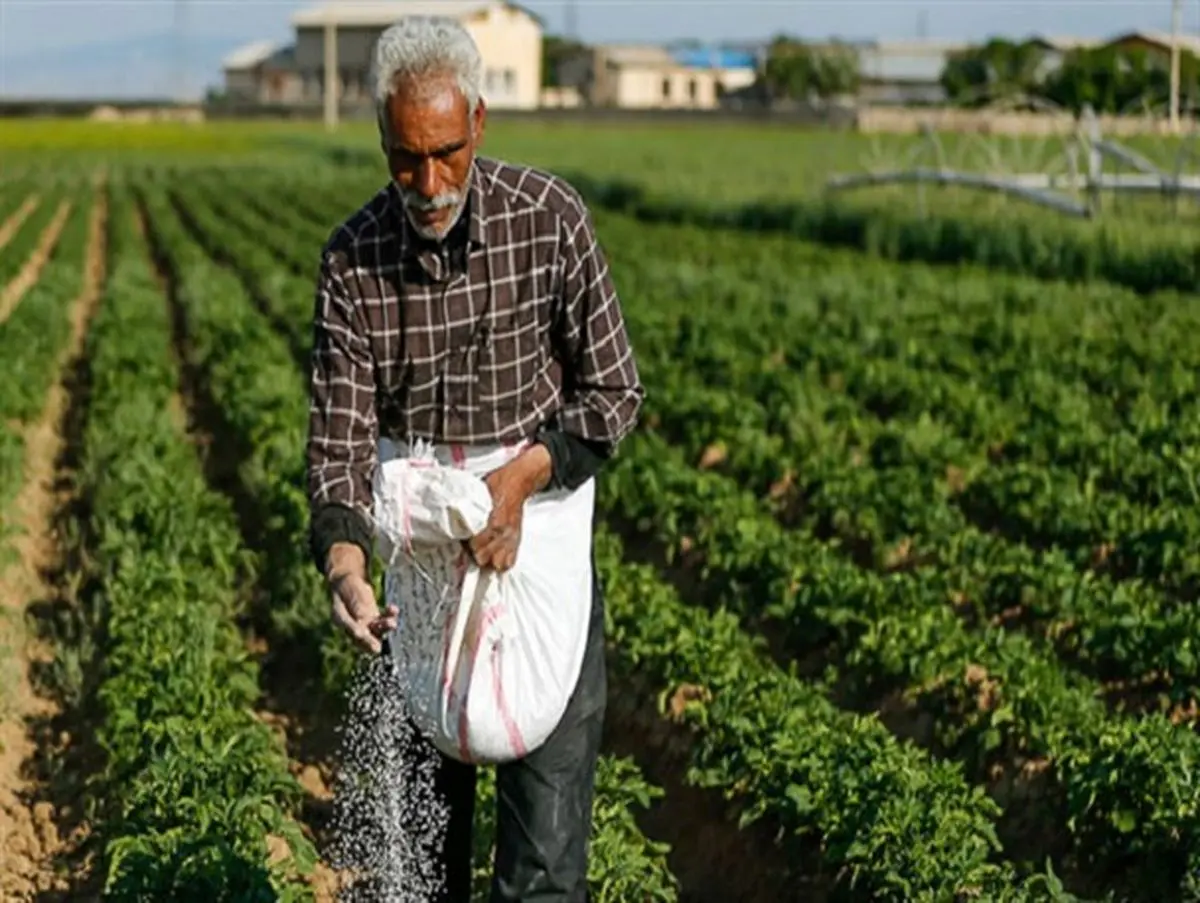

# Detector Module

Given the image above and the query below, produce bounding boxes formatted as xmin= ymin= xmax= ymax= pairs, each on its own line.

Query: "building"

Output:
xmin=221 ymin=0 xmax=543 ymax=111
xmin=560 ymin=43 xmax=757 ymax=109
xmin=221 ymin=41 xmax=302 ymax=104
xmin=854 ymin=39 xmax=967 ymax=105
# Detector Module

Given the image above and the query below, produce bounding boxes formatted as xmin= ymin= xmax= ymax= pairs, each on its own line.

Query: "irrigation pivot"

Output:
xmin=827 ymin=106 xmax=1200 ymax=219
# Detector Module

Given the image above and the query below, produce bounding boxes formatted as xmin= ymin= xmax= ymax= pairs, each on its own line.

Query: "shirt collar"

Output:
xmin=390 ymin=158 xmax=489 ymax=258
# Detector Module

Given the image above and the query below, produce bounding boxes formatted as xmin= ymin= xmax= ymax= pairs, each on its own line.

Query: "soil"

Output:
xmin=0 ymin=201 xmax=73 ymax=327
xmin=0 ymin=195 xmax=40 ymax=252
xmin=0 ymin=181 xmax=106 ymax=901
xmin=603 ymin=668 xmax=829 ymax=903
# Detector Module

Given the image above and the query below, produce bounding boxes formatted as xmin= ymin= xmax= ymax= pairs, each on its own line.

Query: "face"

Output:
xmin=381 ymin=75 xmax=485 ymax=241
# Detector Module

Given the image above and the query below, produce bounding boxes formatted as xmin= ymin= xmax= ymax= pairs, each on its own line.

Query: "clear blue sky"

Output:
xmin=0 ymin=0 xmax=1196 ymax=98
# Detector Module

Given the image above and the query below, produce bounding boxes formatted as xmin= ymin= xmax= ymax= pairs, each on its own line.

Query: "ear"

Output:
xmin=377 ymin=107 xmax=390 ymax=153
xmin=472 ymin=96 xmax=487 ymax=145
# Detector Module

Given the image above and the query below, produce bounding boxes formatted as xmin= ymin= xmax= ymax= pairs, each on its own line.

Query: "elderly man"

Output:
xmin=305 ymin=14 xmax=643 ymax=903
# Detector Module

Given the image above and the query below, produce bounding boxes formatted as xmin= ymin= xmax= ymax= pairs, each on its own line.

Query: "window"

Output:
xmin=688 ymin=78 xmax=698 ymax=100
xmin=661 ymin=77 xmax=671 ymax=99
xmin=486 ymin=68 xmax=499 ymax=92
xmin=503 ymin=68 xmax=516 ymax=94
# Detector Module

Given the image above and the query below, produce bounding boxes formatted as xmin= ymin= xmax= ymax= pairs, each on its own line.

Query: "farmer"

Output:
xmin=304 ymin=14 xmax=643 ymax=903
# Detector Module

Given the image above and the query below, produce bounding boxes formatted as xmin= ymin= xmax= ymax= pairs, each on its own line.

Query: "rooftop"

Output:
xmin=290 ymin=0 xmax=540 ymax=28
xmin=670 ymin=47 xmax=758 ymax=70
xmin=600 ymin=44 xmax=675 ymax=68
xmin=597 ymin=43 xmax=757 ymax=71
xmin=1107 ymin=29 xmax=1200 ymax=54
xmin=221 ymin=40 xmax=282 ymax=70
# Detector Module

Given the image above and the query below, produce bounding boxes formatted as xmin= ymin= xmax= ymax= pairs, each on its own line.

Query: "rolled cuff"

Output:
xmin=309 ymin=502 xmax=374 ymax=574
xmin=536 ymin=429 xmax=611 ymax=491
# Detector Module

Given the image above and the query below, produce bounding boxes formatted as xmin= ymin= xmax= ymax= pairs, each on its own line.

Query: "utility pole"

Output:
xmin=1169 ymin=0 xmax=1183 ymax=133
xmin=565 ymin=0 xmax=578 ymax=40
xmin=324 ymin=9 xmax=338 ymax=131
xmin=174 ymin=0 xmax=187 ymax=103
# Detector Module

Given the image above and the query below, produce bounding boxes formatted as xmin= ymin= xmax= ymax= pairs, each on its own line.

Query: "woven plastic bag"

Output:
xmin=373 ymin=438 xmax=594 ymax=764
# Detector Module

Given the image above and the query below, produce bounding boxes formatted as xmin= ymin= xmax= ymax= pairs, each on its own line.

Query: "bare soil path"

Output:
xmin=0 ymin=179 xmax=107 ymax=902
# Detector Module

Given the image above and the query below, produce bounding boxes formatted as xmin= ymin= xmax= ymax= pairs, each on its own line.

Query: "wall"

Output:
xmin=464 ymin=4 xmax=542 ymax=110
xmin=619 ymin=67 xmax=713 ymax=108
xmin=294 ymin=24 xmax=378 ymax=103
xmin=223 ymin=70 xmax=260 ymax=102
xmin=596 ymin=66 xmax=752 ymax=110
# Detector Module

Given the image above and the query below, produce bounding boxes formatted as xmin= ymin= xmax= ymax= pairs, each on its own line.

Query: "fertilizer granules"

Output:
xmin=325 ymin=647 xmax=451 ymax=902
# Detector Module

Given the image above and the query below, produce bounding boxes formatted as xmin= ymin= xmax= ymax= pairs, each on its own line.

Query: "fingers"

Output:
xmin=468 ymin=527 xmax=518 ymax=572
xmin=369 ymin=603 xmax=399 ymax=636
xmin=331 ymin=581 xmax=394 ymax=655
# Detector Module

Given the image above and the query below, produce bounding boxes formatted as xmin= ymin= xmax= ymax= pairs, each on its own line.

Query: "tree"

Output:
xmin=940 ymin=38 xmax=1047 ymax=106
xmin=541 ymin=35 xmax=590 ymax=88
xmin=1040 ymin=45 xmax=1200 ymax=113
xmin=760 ymin=35 xmax=860 ymax=101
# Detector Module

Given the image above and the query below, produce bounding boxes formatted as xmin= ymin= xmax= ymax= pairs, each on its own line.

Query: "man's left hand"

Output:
xmin=468 ymin=444 xmax=552 ymax=572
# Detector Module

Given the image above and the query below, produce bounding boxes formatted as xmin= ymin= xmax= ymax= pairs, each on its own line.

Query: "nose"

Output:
xmin=414 ymin=158 xmax=440 ymax=199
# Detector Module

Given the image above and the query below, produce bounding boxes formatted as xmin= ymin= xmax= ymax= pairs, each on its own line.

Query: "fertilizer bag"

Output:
xmin=372 ymin=438 xmax=594 ymax=764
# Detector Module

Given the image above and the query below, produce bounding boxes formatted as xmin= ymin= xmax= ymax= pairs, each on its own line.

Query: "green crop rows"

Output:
xmin=2 ymin=121 xmax=1200 ymax=902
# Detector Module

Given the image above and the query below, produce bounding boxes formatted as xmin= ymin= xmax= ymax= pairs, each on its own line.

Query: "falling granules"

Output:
xmin=325 ymin=647 xmax=451 ymax=902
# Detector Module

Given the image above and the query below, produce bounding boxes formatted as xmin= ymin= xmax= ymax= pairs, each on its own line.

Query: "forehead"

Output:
xmin=383 ymin=78 xmax=469 ymax=142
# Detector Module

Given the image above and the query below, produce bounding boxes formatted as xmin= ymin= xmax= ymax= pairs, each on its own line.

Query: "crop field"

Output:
xmin=1 ymin=118 xmax=1200 ymax=902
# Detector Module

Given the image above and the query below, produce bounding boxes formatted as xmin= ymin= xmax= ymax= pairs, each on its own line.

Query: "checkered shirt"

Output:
xmin=306 ymin=155 xmax=644 ymax=522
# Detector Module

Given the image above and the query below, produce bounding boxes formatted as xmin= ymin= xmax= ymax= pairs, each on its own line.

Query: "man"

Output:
xmin=304 ymin=14 xmax=643 ymax=903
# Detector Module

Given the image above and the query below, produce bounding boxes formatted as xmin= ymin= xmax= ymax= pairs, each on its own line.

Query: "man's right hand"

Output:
xmin=327 ymin=542 xmax=397 ymax=655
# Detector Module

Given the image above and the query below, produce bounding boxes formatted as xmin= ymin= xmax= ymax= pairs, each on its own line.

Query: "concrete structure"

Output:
xmin=561 ymin=43 xmax=756 ymax=109
xmin=221 ymin=41 xmax=302 ymax=104
xmin=222 ymin=0 xmax=543 ymax=110
xmin=856 ymin=39 xmax=966 ymax=105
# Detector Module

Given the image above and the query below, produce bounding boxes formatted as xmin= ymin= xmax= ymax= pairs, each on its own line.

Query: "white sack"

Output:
xmin=373 ymin=437 xmax=594 ymax=764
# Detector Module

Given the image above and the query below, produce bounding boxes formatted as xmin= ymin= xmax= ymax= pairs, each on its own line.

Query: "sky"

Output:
xmin=0 ymin=0 xmax=1197 ymax=99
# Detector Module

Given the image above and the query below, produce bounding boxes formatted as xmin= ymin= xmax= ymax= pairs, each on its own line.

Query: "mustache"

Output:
xmin=400 ymin=188 xmax=461 ymax=212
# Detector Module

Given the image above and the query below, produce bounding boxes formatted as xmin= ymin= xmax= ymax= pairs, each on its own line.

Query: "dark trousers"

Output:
xmin=414 ymin=571 xmax=607 ymax=902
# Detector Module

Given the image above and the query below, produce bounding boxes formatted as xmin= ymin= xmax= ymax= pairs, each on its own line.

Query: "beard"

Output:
xmin=398 ymin=185 xmax=468 ymax=241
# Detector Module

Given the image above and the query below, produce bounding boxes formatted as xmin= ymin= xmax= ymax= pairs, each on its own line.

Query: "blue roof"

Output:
xmin=669 ymin=47 xmax=757 ymax=69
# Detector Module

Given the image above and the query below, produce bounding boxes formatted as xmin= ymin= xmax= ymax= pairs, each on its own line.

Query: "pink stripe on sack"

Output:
xmin=469 ymin=605 xmax=527 ymax=759
xmin=454 ymin=602 xmax=527 ymax=761
xmin=458 ymin=704 xmax=472 ymax=762
xmin=489 ymin=632 xmax=527 ymax=758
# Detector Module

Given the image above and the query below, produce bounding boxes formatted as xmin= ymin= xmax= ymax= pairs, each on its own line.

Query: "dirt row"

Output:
xmin=0 ymin=199 xmax=73 ymax=328
xmin=0 ymin=180 xmax=107 ymax=901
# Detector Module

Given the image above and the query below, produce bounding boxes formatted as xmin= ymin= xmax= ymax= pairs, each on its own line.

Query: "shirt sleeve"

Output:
xmin=536 ymin=428 xmax=611 ymax=491
xmin=553 ymin=194 xmax=644 ymax=448
xmin=306 ymin=245 xmax=378 ymax=571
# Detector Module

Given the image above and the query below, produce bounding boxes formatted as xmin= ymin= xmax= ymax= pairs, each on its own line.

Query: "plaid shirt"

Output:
xmin=306 ymin=155 xmax=644 ymax=530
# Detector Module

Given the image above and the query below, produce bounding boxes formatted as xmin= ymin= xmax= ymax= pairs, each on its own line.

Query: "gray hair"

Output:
xmin=371 ymin=16 xmax=484 ymax=124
